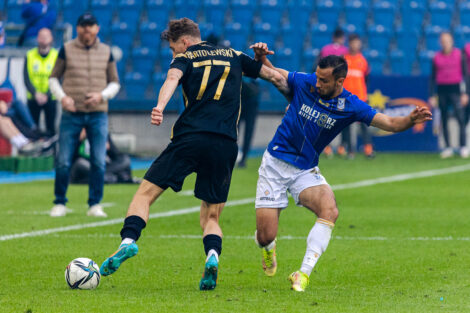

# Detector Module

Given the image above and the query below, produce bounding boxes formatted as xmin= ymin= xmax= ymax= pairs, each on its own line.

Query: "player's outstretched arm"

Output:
xmin=370 ymin=106 xmax=432 ymax=132
xmin=249 ymin=43 xmax=292 ymax=101
xmin=151 ymin=68 xmax=183 ymax=126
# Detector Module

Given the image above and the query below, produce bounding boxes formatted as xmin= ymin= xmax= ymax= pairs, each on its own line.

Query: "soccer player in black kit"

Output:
xmin=100 ymin=18 xmax=287 ymax=290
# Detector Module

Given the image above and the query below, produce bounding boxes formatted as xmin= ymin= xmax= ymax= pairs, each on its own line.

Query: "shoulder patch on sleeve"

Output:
xmin=231 ymin=49 xmax=242 ymax=56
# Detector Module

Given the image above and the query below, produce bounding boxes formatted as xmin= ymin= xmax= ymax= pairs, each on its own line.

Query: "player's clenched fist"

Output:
xmin=151 ymin=107 xmax=163 ymax=125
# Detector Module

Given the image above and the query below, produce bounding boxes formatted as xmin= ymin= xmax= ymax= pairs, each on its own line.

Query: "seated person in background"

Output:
xmin=0 ymin=103 xmax=45 ymax=155
xmin=70 ymin=129 xmax=140 ymax=184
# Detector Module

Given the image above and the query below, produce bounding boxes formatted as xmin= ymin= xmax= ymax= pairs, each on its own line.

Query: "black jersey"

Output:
xmin=169 ymin=41 xmax=262 ymax=140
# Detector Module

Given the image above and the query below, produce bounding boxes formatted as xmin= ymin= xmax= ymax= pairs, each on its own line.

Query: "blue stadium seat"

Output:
xmin=62 ymin=0 xmax=88 ymax=25
xmin=302 ymin=47 xmax=320 ymax=72
xmin=6 ymin=0 xmax=24 ymax=24
xmin=140 ymin=22 xmax=163 ymax=49
xmin=117 ymin=0 xmax=141 ymax=26
xmin=367 ymin=25 xmax=391 ymax=51
xmin=343 ymin=23 xmax=365 ymax=37
xmin=418 ymin=50 xmax=435 ymax=75
xmin=90 ymin=0 xmax=113 ymax=36
xmin=454 ymin=25 xmax=470 ymax=48
xmin=124 ymin=72 xmax=149 ymax=99
xmin=204 ymin=0 xmax=228 ymax=28
xmin=429 ymin=1 xmax=453 ymax=29
xmin=311 ymin=24 xmax=333 ymax=50
xmin=260 ymin=0 xmax=285 ymax=26
xmin=253 ymin=22 xmax=278 ymax=49
xmin=275 ymin=47 xmax=300 ymax=71
xmin=132 ymin=47 xmax=157 ymax=78
xmin=363 ymin=49 xmax=385 ymax=75
xmin=389 ymin=49 xmax=412 ymax=76
xmin=372 ymin=1 xmax=396 ymax=29
xmin=396 ymin=27 xmax=419 ymax=55
xmin=111 ymin=22 xmax=135 ymax=52
xmin=257 ymin=80 xmax=286 ymax=112
xmin=230 ymin=0 xmax=255 ymax=25
xmin=287 ymin=0 xmax=313 ymax=32
xmin=174 ymin=0 xmax=201 ymax=21
xmin=224 ymin=22 xmax=248 ymax=51
xmin=316 ymin=0 xmax=341 ymax=28
xmin=424 ymin=25 xmax=444 ymax=51
xmin=147 ymin=0 xmax=171 ymax=26
xmin=460 ymin=2 xmax=470 ymax=28
xmin=198 ymin=22 xmax=219 ymax=40
xmin=344 ymin=0 xmax=368 ymax=30
xmin=401 ymin=1 xmax=425 ymax=31
xmin=159 ymin=45 xmax=173 ymax=72
xmin=280 ymin=24 xmax=304 ymax=51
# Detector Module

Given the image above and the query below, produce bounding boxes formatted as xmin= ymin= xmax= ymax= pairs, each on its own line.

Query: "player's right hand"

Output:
xmin=61 ymin=96 xmax=76 ymax=112
xmin=151 ymin=107 xmax=163 ymax=125
xmin=249 ymin=42 xmax=274 ymax=59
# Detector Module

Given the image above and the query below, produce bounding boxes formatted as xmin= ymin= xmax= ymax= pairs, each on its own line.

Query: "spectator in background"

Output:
xmin=238 ymin=78 xmax=260 ymax=168
xmin=340 ymin=34 xmax=374 ymax=159
xmin=48 ymin=13 xmax=120 ymax=217
xmin=429 ymin=32 xmax=469 ymax=159
xmin=19 ymin=0 xmax=57 ymax=46
xmin=0 ymin=100 xmax=48 ymax=155
xmin=319 ymin=28 xmax=348 ymax=58
xmin=318 ymin=28 xmax=348 ymax=157
xmin=0 ymin=22 xmax=5 ymax=48
xmin=464 ymin=42 xmax=470 ymax=126
xmin=24 ymin=28 xmax=58 ymax=137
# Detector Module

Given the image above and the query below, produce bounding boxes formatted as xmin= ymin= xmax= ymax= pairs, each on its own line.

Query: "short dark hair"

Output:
xmin=333 ymin=28 xmax=345 ymax=39
xmin=318 ymin=55 xmax=348 ymax=80
xmin=348 ymin=33 xmax=361 ymax=42
xmin=161 ymin=18 xmax=201 ymax=42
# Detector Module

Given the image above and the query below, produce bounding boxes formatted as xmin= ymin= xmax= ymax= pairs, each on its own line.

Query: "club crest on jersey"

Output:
xmin=338 ymin=98 xmax=345 ymax=110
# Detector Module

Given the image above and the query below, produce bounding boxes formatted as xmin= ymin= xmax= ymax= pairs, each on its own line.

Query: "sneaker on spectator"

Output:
xmin=440 ymin=148 xmax=454 ymax=159
xmin=50 ymin=204 xmax=67 ymax=217
xmin=87 ymin=204 xmax=107 ymax=217
xmin=460 ymin=147 xmax=469 ymax=159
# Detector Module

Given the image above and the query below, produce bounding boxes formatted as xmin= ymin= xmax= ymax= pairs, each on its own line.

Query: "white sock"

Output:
xmin=10 ymin=134 xmax=29 ymax=149
xmin=300 ymin=218 xmax=335 ymax=276
xmin=254 ymin=230 xmax=276 ymax=251
xmin=120 ymin=238 xmax=135 ymax=246
xmin=206 ymin=249 xmax=219 ymax=262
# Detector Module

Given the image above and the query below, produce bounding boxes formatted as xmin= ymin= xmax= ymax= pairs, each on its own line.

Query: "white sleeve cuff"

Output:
xmin=101 ymin=82 xmax=121 ymax=101
xmin=48 ymin=77 xmax=66 ymax=101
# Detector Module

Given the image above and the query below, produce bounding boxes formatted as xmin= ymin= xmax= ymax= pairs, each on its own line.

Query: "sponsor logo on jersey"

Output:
xmin=299 ymin=104 xmax=337 ymax=130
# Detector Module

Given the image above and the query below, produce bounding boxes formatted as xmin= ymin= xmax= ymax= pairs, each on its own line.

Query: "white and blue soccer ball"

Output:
xmin=65 ymin=258 xmax=101 ymax=290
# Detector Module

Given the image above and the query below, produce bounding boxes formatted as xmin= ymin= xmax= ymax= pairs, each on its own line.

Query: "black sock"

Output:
xmin=120 ymin=215 xmax=146 ymax=242
xmin=203 ymin=234 xmax=222 ymax=256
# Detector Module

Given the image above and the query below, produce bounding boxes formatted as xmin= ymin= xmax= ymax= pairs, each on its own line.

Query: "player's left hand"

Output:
xmin=151 ymin=107 xmax=163 ymax=125
xmin=460 ymin=93 xmax=469 ymax=107
xmin=410 ymin=106 xmax=432 ymax=124
xmin=84 ymin=92 xmax=103 ymax=106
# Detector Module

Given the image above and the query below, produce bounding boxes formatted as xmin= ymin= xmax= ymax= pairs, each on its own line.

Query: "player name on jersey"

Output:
xmin=181 ymin=48 xmax=235 ymax=60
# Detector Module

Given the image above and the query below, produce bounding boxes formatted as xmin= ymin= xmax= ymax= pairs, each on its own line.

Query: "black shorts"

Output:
xmin=144 ymin=133 xmax=238 ymax=203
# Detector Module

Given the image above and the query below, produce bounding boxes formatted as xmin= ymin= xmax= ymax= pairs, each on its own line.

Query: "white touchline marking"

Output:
xmin=331 ymin=163 xmax=470 ymax=191
xmin=179 ymin=190 xmax=195 ymax=196
xmin=1 ymin=163 xmax=470 ymax=242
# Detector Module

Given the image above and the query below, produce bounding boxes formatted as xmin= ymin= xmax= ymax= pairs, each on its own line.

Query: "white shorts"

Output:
xmin=255 ymin=151 xmax=329 ymax=209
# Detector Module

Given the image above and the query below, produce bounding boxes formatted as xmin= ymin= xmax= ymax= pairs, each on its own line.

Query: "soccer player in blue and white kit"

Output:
xmin=250 ymin=43 xmax=432 ymax=292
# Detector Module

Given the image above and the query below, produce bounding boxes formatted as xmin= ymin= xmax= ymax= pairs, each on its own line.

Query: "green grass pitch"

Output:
xmin=1 ymin=154 xmax=470 ymax=312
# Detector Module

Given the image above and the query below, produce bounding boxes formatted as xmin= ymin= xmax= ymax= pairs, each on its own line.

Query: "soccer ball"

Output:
xmin=65 ymin=258 xmax=101 ymax=290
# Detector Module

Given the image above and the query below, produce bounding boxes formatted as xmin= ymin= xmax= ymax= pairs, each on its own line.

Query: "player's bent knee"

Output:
xmin=256 ymin=228 xmax=276 ymax=246
xmin=324 ymin=206 xmax=339 ymax=222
